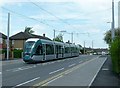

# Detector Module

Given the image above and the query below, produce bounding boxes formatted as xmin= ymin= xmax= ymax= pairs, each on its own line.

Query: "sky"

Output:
xmin=0 ymin=0 xmax=120 ymax=48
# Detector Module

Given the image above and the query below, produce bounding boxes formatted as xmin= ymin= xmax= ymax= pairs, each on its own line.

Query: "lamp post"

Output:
xmin=107 ymin=21 xmax=114 ymax=42
xmin=7 ymin=13 xmax=10 ymax=60
xmin=71 ymin=32 xmax=73 ymax=43
xmin=112 ymin=0 xmax=115 ymax=41
xmin=60 ymin=30 xmax=66 ymax=42
xmin=92 ymin=40 xmax=94 ymax=49
xmin=84 ymin=41 xmax=86 ymax=54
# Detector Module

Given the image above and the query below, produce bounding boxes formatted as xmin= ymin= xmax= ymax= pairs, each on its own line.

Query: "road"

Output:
xmin=2 ymin=55 xmax=107 ymax=87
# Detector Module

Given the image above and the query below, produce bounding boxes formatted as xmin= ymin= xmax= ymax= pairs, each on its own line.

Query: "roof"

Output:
xmin=31 ymin=34 xmax=51 ymax=41
xmin=0 ymin=32 xmax=7 ymax=39
xmin=10 ymin=32 xmax=51 ymax=41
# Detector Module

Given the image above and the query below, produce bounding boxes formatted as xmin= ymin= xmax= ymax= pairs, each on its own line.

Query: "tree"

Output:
xmin=104 ymin=28 xmax=120 ymax=45
xmin=24 ymin=26 xmax=34 ymax=34
xmin=53 ymin=33 xmax=63 ymax=42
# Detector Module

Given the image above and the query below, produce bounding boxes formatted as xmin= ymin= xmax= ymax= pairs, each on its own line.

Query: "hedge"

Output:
xmin=13 ymin=49 xmax=23 ymax=58
xmin=110 ymin=37 xmax=120 ymax=74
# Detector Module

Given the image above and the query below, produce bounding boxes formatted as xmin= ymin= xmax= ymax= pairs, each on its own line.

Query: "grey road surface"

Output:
xmin=2 ymin=55 xmax=106 ymax=87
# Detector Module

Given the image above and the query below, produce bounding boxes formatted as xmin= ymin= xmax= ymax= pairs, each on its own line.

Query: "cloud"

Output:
xmin=1 ymin=0 xmax=116 ymax=48
xmin=31 ymin=24 xmax=47 ymax=34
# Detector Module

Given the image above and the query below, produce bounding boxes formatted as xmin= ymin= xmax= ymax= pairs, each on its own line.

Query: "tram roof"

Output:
xmin=26 ymin=38 xmax=39 ymax=42
xmin=54 ymin=41 xmax=64 ymax=45
xmin=40 ymin=39 xmax=54 ymax=44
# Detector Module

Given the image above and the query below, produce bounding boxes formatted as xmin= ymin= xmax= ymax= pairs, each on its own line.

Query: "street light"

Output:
xmin=107 ymin=21 xmax=114 ymax=42
xmin=112 ymin=0 xmax=115 ymax=41
xmin=84 ymin=41 xmax=86 ymax=54
xmin=107 ymin=21 xmax=112 ymax=30
xmin=60 ymin=30 xmax=66 ymax=42
xmin=7 ymin=13 xmax=10 ymax=60
xmin=60 ymin=30 xmax=67 ymax=33
xmin=92 ymin=40 xmax=94 ymax=49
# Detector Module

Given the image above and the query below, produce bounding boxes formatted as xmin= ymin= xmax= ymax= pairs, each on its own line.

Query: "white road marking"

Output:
xmin=6 ymin=65 xmax=36 ymax=72
xmin=0 ymin=72 xmax=2 ymax=74
xmin=49 ymin=68 xmax=64 ymax=75
xmin=51 ymin=62 xmax=55 ymax=64
xmin=37 ymin=64 xmax=41 ymax=66
xmin=79 ymin=61 xmax=83 ymax=64
xmin=102 ymin=68 xmax=109 ymax=71
xmin=41 ymin=75 xmax=63 ymax=86
xmin=88 ymin=57 xmax=107 ymax=87
xmin=42 ymin=63 xmax=47 ymax=65
xmin=12 ymin=66 xmax=35 ymax=72
xmin=14 ymin=77 xmax=40 ymax=87
xmin=57 ymin=60 xmax=61 ymax=62
xmin=34 ymin=65 xmax=36 ymax=67
xmin=68 ymin=63 xmax=76 ymax=67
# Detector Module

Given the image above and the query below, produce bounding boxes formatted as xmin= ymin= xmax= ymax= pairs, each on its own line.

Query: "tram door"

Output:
xmin=43 ymin=44 xmax=46 ymax=61
xmin=56 ymin=45 xmax=59 ymax=58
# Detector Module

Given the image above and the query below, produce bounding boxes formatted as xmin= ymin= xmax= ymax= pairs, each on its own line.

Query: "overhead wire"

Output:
xmin=1 ymin=7 xmax=60 ymax=30
xmin=29 ymin=1 xmax=80 ymax=30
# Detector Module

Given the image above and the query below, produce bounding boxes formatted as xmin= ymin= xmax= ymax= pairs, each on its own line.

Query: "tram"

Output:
xmin=23 ymin=38 xmax=80 ymax=63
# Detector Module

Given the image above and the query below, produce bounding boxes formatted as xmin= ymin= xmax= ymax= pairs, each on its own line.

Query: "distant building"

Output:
xmin=0 ymin=32 xmax=7 ymax=49
xmin=118 ymin=1 xmax=120 ymax=27
xmin=93 ymin=48 xmax=109 ymax=55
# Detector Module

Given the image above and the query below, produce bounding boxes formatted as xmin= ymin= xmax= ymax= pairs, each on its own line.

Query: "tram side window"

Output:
xmin=36 ymin=45 xmax=43 ymax=55
xmin=46 ymin=44 xmax=54 ymax=55
xmin=74 ymin=47 xmax=76 ymax=53
xmin=62 ymin=47 xmax=64 ymax=54
xmin=71 ymin=47 xmax=73 ymax=53
xmin=65 ymin=47 xmax=67 ymax=53
xmin=65 ymin=47 xmax=69 ymax=53
xmin=55 ymin=45 xmax=58 ymax=54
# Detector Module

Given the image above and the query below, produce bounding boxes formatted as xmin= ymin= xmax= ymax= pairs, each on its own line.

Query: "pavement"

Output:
xmin=1 ymin=58 xmax=22 ymax=61
xmin=91 ymin=56 xmax=120 ymax=87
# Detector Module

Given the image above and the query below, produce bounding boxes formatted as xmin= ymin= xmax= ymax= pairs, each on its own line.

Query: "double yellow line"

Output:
xmin=32 ymin=57 xmax=98 ymax=87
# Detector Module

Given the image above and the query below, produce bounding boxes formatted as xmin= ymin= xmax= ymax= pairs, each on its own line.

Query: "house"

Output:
xmin=0 ymin=32 xmax=7 ymax=50
xmin=0 ymin=32 xmax=7 ymax=59
xmin=9 ymin=32 xmax=51 ymax=50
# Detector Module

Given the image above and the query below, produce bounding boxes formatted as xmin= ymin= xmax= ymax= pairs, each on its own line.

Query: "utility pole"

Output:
xmin=84 ymin=41 xmax=85 ymax=54
xmin=53 ymin=29 xmax=56 ymax=58
xmin=53 ymin=29 xmax=55 ymax=40
xmin=71 ymin=32 xmax=73 ymax=43
xmin=92 ymin=40 xmax=93 ymax=49
xmin=112 ymin=0 xmax=115 ymax=41
xmin=7 ymin=13 xmax=10 ymax=60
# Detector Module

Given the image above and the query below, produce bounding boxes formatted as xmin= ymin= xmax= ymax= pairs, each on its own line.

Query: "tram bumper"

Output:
xmin=23 ymin=55 xmax=33 ymax=62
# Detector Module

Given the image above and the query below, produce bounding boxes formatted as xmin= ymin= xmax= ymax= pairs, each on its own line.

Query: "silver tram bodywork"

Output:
xmin=23 ymin=38 xmax=80 ymax=63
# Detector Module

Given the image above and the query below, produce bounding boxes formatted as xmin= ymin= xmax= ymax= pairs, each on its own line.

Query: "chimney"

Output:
xmin=43 ymin=34 xmax=45 ymax=37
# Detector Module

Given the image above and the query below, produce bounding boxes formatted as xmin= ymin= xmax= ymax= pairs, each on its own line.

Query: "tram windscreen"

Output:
xmin=24 ymin=41 xmax=35 ymax=53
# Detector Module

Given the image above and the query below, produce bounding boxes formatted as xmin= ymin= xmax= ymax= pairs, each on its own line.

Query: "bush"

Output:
xmin=13 ymin=49 xmax=23 ymax=58
xmin=2 ymin=49 xmax=6 ymax=54
xmin=110 ymin=37 xmax=120 ymax=74
xmin=2 ymin=49 xmax=7 ymax=58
